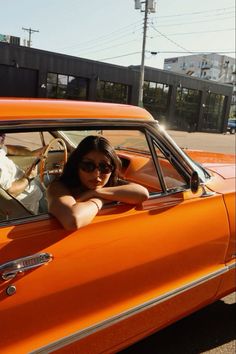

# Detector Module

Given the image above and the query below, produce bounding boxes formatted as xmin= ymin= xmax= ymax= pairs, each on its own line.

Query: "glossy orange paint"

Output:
xmin=0 ymin=98 xmax=154 ymax=120
xmin=0 ymin=99 xmax=235 ymax=353
xmin=0 ymin=192 xmax=230 ymax=353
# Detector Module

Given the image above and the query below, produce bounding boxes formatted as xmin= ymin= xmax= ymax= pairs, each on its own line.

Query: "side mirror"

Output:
xmin=190 ymin=171 xmax=200 ymax=193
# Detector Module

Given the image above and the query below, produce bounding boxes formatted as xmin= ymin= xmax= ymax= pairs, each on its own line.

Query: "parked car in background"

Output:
xmin=227 ymin=118 xmax=236 ymax=134
xmin=0 ymin=99 xmax=235 ymax=354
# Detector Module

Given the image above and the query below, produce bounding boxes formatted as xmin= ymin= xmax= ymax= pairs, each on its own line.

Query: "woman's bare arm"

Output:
xmin=7 ymin=165 xmax=38 ymax=197
xmin=79 ymin=182 xmax=149 ymax=205
xmin=47 ymin=181 xmax=103 ymax=230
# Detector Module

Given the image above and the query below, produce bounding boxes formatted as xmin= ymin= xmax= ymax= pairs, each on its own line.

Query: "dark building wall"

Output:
xmin=0 ymin=43 xmax=136 ymax=100
xmin=0 ymin=42 xmax=233 ymax=132
xmin=0 ymin=64 xmax=38 ymax=97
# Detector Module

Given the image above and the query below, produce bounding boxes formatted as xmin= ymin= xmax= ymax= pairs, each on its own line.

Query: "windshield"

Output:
xmin=60 ymin=130 xmax=150 ymax=153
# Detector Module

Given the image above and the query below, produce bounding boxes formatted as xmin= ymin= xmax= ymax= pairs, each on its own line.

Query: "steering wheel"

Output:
xmin=39 ymin=138 xmax=68 ymax=188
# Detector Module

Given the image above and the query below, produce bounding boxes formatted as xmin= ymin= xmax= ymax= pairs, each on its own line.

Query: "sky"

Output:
xmin=0 ymin=0 xmax=235 ymax=69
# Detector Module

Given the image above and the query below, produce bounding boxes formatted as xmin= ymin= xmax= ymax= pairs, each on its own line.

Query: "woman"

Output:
xmin=47 ymin=135 xmax=149 ymax=230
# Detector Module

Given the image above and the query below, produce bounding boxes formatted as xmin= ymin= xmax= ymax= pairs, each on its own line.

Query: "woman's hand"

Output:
xmin=24 ymin=164 xmax=38 ymax=179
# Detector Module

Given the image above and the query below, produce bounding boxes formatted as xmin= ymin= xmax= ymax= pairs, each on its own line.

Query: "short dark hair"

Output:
xmin=60 ymin=135 xmax=121 ymax=192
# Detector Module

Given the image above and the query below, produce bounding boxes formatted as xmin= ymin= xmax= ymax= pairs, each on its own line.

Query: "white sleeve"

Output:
xmin=0 ymin=153 xmax=19 ymax=190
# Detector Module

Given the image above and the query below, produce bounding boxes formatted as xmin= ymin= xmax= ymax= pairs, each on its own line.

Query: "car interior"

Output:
xmin=0 ymin=129 xmax=187 ymax=222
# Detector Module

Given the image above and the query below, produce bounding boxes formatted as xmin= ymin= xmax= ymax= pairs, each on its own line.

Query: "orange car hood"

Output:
xmin=185 ymin=150 xmax=236 ymax=179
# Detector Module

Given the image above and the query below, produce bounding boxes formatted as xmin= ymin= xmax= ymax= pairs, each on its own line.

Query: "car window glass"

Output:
xmin=153 ymin=140 xmax=187 ymax=190
xmin=5 ymin=132 xmax=53 ymax=149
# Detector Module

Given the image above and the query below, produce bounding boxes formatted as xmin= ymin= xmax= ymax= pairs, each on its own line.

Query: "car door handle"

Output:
xmin=0 ymin=253 xmax=53 ymax=281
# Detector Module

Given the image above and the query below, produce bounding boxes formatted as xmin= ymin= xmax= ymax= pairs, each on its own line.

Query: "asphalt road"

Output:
xmin=119 ymin=130 xmax=235 ymax=354
xmin=166 ymin=130 xmax=236 ymax=154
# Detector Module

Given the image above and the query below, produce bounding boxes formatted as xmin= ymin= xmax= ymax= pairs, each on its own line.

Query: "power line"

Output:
xmin=99 ymin=51 xmax=235 ymax=62
xmin=152 ymin=51 xmax=236 ymax=54
xmin=99 ymin=51 xmax=141 ymax=61
xmin=77 ymin=26 xmax=143 ymax=55
xmin=151 ymin=25 xmax=235 ymax=64
xmin=151 ymin=25 xmax=195 ymax=55
xmin=79 ymin=37 xmax=141 ymax=56
xmin=75 ymin=26 xmax=235 ymax=58
xmin=54 ymin=19 xmax=143 ymax=52
xmin=153 ymin=6 xmax=235 ymax=19
xmin=153 ymin=15 xmax=234 ymax=28
xmin=152 ymin=28 xmax=235 ymax=37
xmin=53 ymin=6 xmax=234 ymax=55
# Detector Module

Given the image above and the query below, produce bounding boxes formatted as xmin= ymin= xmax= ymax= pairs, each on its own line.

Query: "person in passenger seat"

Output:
xmin=0 ymin=133 xmax=45 ymax=214
xmin=47 ymin=135 xmax=149 ymax=230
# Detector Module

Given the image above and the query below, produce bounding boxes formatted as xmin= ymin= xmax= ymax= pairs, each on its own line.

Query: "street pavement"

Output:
xmin=167 ymin=130 xmax=235 ymax=154
xmin=119 ymin=130 xmax=235 ymax=354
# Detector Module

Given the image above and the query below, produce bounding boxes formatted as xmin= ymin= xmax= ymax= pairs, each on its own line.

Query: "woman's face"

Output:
xmin=78 ymin=150 xmax=113 ymax=190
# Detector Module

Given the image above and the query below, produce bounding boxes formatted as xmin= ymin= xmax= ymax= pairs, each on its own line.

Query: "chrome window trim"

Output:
xmin=0 ymin=214 xmax=50 ymax=227
xmin=30 ymin=264 xmax=235 ymax=354
xmin=146 ymin=132 xmax=167 ymax=193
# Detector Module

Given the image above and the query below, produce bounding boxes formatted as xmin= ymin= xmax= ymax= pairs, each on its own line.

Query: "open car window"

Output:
xmin=0 ymin=128 xmax=190 ymax=224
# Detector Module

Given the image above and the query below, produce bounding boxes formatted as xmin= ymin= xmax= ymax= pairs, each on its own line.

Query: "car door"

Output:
xmin=0 ymin=129 xmax=230 ymax=354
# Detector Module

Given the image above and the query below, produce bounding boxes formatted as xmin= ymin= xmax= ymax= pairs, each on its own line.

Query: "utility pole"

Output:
xmin=134 ymin=1 xmax=157 ymax=107
xmin=22 ymin=27 xmax=39 ymax=47
xmin=138 ymin=0 xmax=148 ymax=107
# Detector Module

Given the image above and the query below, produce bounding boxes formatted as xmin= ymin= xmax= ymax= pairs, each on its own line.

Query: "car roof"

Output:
xmin=0 ymin=98 xmax=154 ymax=121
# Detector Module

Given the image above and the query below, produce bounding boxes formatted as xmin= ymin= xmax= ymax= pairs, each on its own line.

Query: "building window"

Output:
xmin=174 ymin=87 xmax=201 ymax=131
xmin=96 ymin=80 xmax=130 ymax=104
xmin=202 ymin=93 xmax=225 ymax=131
xmin=46 ymin=73 xmax=88 ymax=100
xmin=143 ymin=81 xmax=170 ymax=122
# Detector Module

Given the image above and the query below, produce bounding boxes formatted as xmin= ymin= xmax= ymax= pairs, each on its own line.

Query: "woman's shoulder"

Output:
xmin=47 ymin=179 xmax=66 ymax=194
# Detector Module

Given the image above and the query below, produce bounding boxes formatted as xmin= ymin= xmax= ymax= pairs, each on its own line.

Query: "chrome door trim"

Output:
xmin=30 ymin=263 xmax=235 ymax=354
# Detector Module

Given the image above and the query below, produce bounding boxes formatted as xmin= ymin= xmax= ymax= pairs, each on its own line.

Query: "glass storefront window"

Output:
xmin=47 ymin=73 xmax=57 ymax=84
xmin=174 ymin=87 xmax=201 ymax=131
xmin=202 ymin=93 xmax=225 ymax=132
xmin=46 ymin=73 xmax=88 ymax=100
xmin=96 ymin=80 xmax=130 ymax=104
xmin=58 ymin=74 xmax=68 ymax=86
xmin=143 ymin=81 xmax=170 ymax=123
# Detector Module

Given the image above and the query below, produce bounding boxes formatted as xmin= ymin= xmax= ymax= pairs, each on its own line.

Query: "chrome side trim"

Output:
xmin=228 ymin=261 xmax=236 ymax=270
xmin=30 ymin=264 xmax=235 ymax=354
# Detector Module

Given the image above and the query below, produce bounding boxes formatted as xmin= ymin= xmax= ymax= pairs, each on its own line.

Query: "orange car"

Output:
xmin=0 ymin=99 xmax=235 ymax=354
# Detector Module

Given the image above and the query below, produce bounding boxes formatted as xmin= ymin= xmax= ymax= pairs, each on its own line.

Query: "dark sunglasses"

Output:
xmin=79 ymin=160 xmax=114 ymax=174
